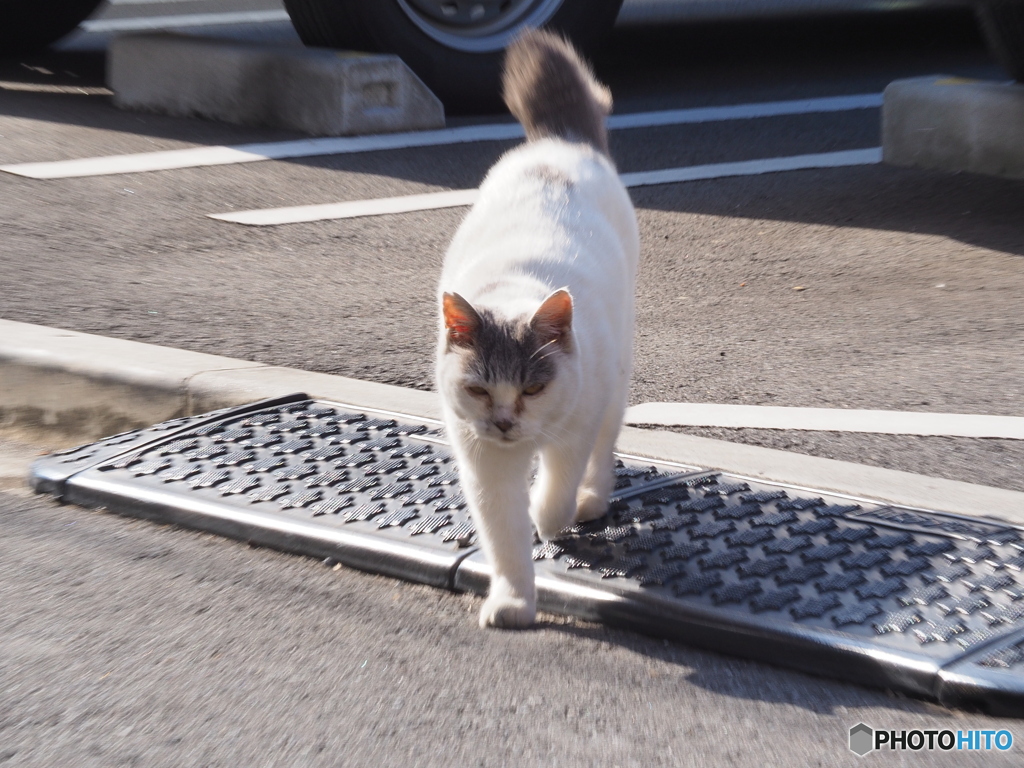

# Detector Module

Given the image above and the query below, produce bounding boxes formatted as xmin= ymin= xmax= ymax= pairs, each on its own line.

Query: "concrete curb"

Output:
xmin=108 ymin=33 xmax=445 ymax=137
xmin=883 ymin=75 xmax=1024 ymax=180
xmin=0 ymin=319 xmax=439 ymax=440
xmin=615 ymin=428 xmax=1024 ymax=526
xmin=2 ymin=318 xmax=1023 ymax=525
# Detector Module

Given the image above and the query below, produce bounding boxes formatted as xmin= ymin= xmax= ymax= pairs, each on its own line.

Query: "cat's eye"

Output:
xmin=466 ymin=385 xmax=488 ymax=397
xmin=523 ymin=383 xmax=546 ymax=396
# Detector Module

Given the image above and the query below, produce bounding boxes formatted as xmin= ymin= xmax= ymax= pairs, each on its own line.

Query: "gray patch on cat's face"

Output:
xmin=440 ymin=304 xmax=571 ymax=444
xmin=464 ymin=309 xmax=558 ymax=388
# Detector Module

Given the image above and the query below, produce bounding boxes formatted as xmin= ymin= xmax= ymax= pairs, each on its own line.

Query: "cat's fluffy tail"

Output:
xmin=502 ymin=28 xmax=612 ymax=156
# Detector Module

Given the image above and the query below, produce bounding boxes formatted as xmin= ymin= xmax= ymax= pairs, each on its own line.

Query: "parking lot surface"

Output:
xmin=1 ymin=475 xmax=1019 ymax=767
xmin=1 ymin=3 xmax=1023 ymax=763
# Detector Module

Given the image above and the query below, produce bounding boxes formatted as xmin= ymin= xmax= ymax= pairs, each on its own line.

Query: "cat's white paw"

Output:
xmin=534 ymin=519 xmax=567 ymax=542
xmin=530 ymin=500 xmax=577 ymax=541
xmin=479 ymin=592 xmax=536 ymax=629
xmin=575 ymin=487 xmax=609 ymax=523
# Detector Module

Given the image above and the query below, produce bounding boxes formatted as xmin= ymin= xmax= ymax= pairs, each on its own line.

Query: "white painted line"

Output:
xmin=210 ymin=188 xmax=481 ymax=226
xmin=1 ymin=124 xmax=525 ymax=180
xmin=605 ymin=93 xmax=882 ymax=130
xmin=208 ymin=148 xmax=882 ymax=226
xmin=624 ymin=403 xmax=1024 ymax=440
xmin=80 ymin=10 xmax=291 ymax=33
xmin=619 ymin=147 xmax=881 ymax=188
xmin=109 ymin=0 xmax=227 ymax=4
xmin=0 ymin=93 xmax=881 ymax=180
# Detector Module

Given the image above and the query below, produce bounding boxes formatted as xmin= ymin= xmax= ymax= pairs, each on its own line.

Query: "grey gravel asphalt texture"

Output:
xmin=0 ymin=476 xmax=1019 ymax=768
xmin=3 ymin=8 xmax=1024 ymax=765
xmin=3 ymin=12 xmax=1023 ymax=495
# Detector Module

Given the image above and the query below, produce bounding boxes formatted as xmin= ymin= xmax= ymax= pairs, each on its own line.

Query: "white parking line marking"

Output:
xmin=211 ymin=189 xmax=481 ymax=226
xmin=624 ymin=402 xmax=1024 ymax=440
xmin=619 ymin=147 xmax=881 ymax=187
xmin=80 ymin=9 xmax=291 ymax=33
xmin=2 ymin=125 xmax=525 ymax=180
xmin=209 ymin=147 xmax=882 ymax=226
xmin=108 ymin=0 xmax=235 ymax=4
xmin=1 ymin=93 xmax=882 ymax=180
xmin=606 ymin=93 xmax=882 ymax=129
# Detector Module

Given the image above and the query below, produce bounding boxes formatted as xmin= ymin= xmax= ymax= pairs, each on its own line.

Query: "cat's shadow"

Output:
xmin=532 ymin=617 xmax=943 ymax=717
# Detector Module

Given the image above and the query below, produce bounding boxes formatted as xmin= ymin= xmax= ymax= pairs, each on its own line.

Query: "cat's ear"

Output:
xmin=442 ymin=292 xmax=480 ymax=348
xmin=531 ymin=288 xmax=573 ymax=349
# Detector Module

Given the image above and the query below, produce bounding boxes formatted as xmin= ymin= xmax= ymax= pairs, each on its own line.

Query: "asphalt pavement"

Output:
xmin=2 ymin=3 xmax=1024 ymax=764
xmin=3 ymin=9 xmax=1022 ymax=492
xmin=0 ymin=462 xmax=1018 ymax=767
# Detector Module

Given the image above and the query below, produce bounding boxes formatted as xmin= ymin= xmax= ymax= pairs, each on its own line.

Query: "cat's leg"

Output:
xmin=529 ymin=432 xmax=595 ymax=540
xmin=450 ymin=431 xmax=538 ymax=629
xmin=575 ymin=401 xmax=625 ymax=523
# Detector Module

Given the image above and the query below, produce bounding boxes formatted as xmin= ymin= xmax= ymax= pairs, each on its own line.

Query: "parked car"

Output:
xmin=1 ymin=0 xmax=112 ymax=58
xmin=2 ymin=0 xmax=1022 ymax=108
xmin=976 ymin=0 xmax=1024 ymax=80
xmin=282 ymin=0 xmax=624 ymax=109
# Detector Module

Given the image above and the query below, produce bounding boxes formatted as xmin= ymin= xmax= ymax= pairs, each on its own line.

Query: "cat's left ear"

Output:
xmin=531 ymin=288 xmax=573 ymax=350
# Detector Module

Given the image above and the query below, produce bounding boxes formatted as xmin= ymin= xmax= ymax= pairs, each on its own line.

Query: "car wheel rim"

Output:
xmin=397 ymin=0 xmax=566 ymax=53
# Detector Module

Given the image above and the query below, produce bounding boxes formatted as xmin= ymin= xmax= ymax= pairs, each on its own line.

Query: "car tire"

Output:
xmin=977 ymin=0 xmax=1024 ymax=81
xmin=0 ymin=0 xmax=106 ymax=57
xmin=283 ymin=0 xmax=624 ymax=111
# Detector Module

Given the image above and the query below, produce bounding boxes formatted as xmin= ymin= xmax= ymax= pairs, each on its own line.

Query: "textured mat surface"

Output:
xmin=30 ymin=394 xmax=1024 ymax=715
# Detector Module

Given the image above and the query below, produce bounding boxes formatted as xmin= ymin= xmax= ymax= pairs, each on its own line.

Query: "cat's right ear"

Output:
xmin=442 ymin=292 xmax=480 ymax=348
xmin=530 ymin=288 xmax=573 ymax=350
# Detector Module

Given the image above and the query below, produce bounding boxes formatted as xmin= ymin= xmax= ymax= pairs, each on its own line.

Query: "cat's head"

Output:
xmin=437 ymin=289 xmax=576 ymax=445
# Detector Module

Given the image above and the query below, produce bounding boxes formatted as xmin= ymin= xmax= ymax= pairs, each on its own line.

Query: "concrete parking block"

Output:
xmin=883 ymin=75 xmax=1024 ymax=180
xmin=108 ymin=33 xmax=445 ymax=136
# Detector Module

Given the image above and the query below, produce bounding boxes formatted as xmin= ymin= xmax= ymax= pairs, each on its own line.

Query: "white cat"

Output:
xmin=436 ymin=30 xmax=639 ymax=629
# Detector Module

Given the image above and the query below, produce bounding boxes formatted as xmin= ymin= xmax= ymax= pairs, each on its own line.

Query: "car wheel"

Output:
xmin=977 ymin=0 xmax=1024 ymax=81
xmin=283 ymin=0 xmax=624 ymax=111
xmin=0 ymin=0 xmax=106 ymax=56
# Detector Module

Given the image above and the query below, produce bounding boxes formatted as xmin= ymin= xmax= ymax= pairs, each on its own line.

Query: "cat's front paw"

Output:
xmin=534 ymin=519 xmax=568 ymax=542
xmin=479 ymin=592 xmax=536 ymax=629
xmin=575 ymin=487 xmax=609 ymax=523
xmin=530 ymin=499 xmax=577 ymax=541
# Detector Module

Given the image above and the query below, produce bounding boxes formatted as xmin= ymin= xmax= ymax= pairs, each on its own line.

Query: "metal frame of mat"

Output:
xmin=30 ymin=395 xmax=1024 ymax=716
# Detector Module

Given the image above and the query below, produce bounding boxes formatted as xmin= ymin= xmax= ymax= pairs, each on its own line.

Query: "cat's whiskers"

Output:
xmin=528 ymin=338 xmax=558 ymax=361
xmin=529 ymin=346 xmax=562 ymax=368
xmin=466 ymin=430 xmax=487 ymax=464
xmin=537 ymin=422 xmax=574 ymax=458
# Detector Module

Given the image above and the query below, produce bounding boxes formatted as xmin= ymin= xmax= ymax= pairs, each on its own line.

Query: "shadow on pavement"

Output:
xmin=1 ymin=8 xmax=1018 ymax=260
xmin=631 ymin=162 xmax=1024 ymax=258
xmin=0 ymin=9 xmax=999 ymax=140
xmin=536 ymin=617 xmax=934 ymax=716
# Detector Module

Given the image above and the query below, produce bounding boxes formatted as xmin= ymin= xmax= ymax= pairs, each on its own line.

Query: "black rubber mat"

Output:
xmin=30 ymin=395 xmax=1024 ymax=716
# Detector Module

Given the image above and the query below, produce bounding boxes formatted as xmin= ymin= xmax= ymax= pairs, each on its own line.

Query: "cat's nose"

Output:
xmin=494 ymin=419 xmax=514 ymax=433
